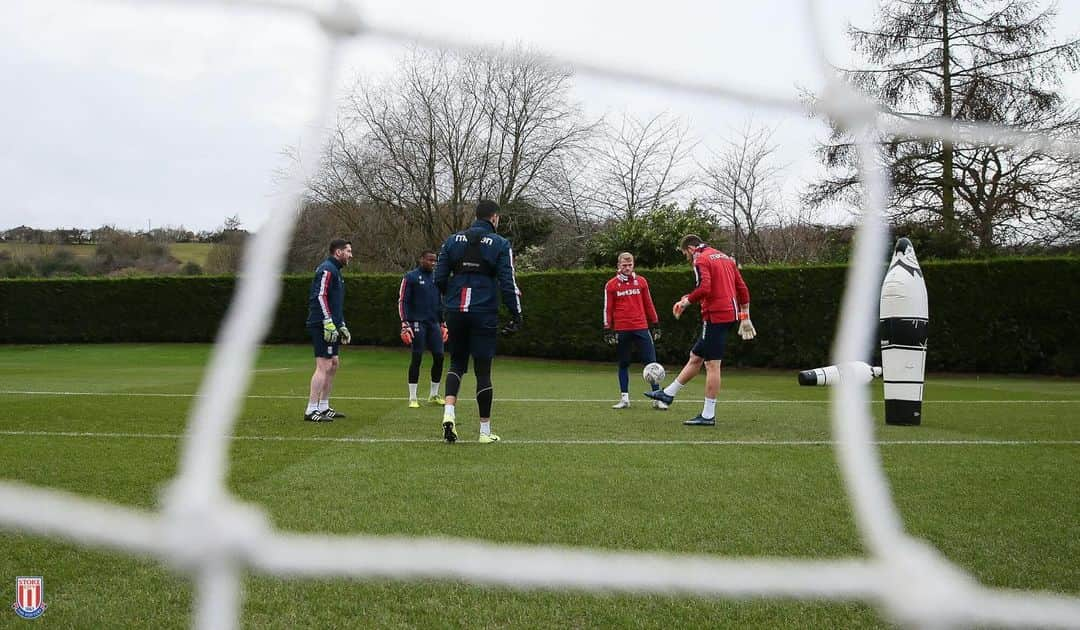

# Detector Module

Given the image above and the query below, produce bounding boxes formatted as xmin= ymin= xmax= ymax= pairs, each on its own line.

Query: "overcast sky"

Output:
xmin=3 ymin=0 xmax=1078 ymax=232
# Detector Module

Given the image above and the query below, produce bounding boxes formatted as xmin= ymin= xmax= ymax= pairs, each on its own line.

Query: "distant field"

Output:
xmin=0 ymin=242 xmax=213 ymax=266
xmin=168 ymin=242 xmax=212 ymax=266
xmin=0 ymin=344 xmax=1077 ymax=628
xmin=0 ymin=242 xmax=97 ymax=259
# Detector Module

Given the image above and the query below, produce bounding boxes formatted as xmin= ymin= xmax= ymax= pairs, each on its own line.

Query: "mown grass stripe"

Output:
xmin=0 ymin=390 xmax=1077 ymax=404
xmin=2 ymin=430 xmax=1077 ymax=446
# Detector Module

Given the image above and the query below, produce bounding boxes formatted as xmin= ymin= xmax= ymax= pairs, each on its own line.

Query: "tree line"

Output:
xmin=6 ymin=0 xmax=1076 ymax=279
xmin=289 ymin=0 xmax=1077 ymax=273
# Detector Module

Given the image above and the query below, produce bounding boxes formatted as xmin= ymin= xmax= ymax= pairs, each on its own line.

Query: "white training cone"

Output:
xmin=879 ymin=237 xmax=928 ymax=425
xmin=798 ymin=361 xmax=882 ymax=386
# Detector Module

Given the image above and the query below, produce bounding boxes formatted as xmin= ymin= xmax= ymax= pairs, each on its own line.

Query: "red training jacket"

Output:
xmin=685 ymin=245 xmax=750 ymax=324
xmin=604 ymin=273 xmax=659 ymax=331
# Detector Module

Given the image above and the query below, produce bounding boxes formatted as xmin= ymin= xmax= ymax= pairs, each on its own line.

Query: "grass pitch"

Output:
xmin=0 ymin=344 xmax=1077 ymax=628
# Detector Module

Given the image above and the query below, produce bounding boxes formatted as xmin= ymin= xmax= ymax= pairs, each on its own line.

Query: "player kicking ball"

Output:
xmin=603 ymin=252 xmax=667 ymax=410
xmin=644 ymin=235 xmax=755 ymax=426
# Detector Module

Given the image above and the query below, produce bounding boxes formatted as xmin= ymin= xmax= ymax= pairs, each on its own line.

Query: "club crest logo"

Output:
xmin=13 ymin=577 xmax=46 ymax=619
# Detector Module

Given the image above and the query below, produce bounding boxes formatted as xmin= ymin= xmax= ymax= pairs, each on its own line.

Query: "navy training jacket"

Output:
xmin=306 ymin=257 xmax=347 ymax=327
xmin=398 ymin=266 xmax=443 ymax=323
xmin=434 ymin=219 xmax=522 ymax=316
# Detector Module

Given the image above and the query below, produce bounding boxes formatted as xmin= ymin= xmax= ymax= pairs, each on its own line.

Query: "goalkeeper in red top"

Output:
xmin=604 ymin=252 xmax=666 ymax=410
xmin=644 ymin=234 xmax=756 ymax=426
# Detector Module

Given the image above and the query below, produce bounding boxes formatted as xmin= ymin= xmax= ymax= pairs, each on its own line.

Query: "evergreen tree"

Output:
xmin=808 ymin=0 xmax=1080 ymax=253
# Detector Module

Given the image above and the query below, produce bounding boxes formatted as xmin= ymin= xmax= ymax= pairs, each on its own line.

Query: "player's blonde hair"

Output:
xmin=617 ymin=252 xmax=634 ymax=263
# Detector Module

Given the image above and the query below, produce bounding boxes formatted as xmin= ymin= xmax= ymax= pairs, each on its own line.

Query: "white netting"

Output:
xmin=2 ymin=1 xmax=1079 ymax=628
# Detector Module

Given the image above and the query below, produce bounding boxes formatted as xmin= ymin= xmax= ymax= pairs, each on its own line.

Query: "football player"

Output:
xmin=398 ymin=250 xmax=447 ymax=408
xmin=603 ymin=252 xmax=666 ymax=409
xmin=433 ymin=200 xmax=523 ymax=444
xmin=644 ymin=235 xmax=755 ymax=426
xmin=304 ymin=239 xmax=352 ymax=422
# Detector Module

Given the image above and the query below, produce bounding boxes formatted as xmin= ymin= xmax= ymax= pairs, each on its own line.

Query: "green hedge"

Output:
xmin=1 ymin=258 xmax=1077 ymax=374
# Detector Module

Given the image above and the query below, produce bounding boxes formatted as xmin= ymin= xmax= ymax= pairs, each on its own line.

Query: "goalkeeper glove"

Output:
xmin=322 ymin=319 xmax=339 ymax=344
xmin=400 ymin=322 xmax=414 ymax=345
xmin=738 ymin=318 xmax=757 ymax=341
xmin=672 ymin=295 xmax=690 ymax=319
xmin=441 ymin=323 xmax=449 ymax=343
xmin=501 ymin=313 xmax=523 ymax=336
xmin=603 ymin=330 xmax=617 ymax=346
xmin=650 ymin=326 xmax=662 ymax=342
xmin=339 ymin=325 xmax=351 ymax=345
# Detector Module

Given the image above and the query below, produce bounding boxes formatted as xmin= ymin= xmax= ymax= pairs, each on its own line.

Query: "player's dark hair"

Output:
xmin=679 ymin=234 xmax=704 ymax=250
xmin=419 ymin=249 xmax=436 ymax=259
xmin=475 ymin=199 xmax=500 ymax=220
xmin=329 ymin=239 xmax=351 ymax=255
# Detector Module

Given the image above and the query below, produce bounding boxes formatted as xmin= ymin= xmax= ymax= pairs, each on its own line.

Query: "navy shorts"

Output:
xmin=308 ymin=325 xmax=339 ymax=358
xmin=616 ymin=329 xmax=657 ymax=364
xmin=408 ymin=320 xmax=445 ymax=355
xmin=691 ymin=321 xmax=734 ymax=361
xmin=444 ymin=311 xmax=498 ymax=360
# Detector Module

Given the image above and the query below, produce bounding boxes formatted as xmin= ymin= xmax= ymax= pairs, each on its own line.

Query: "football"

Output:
xmin=642 ymin=362 xmax=666 ymax=385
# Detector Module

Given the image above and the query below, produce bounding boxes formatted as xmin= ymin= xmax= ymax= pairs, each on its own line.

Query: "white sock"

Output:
xmin=664 ymin=380 xmax=684 ymax=398
xmin=480 ymin=421 xmax=491 ymax=436
xmin=408 ymin=384 xmax=418 ymax=400
xmin=620 ymin=392 xmax=629 ymax=402
xmin=444 ymin=404 xmax=456 ymax=419
xmin=429 ymin=382 xmax=440 ymax=397
xmin=306 ymin=402 xmax=318 ymax=414
xmin=318 ymin=399 xmax=329 ymax=412
xmin=703 ymin=397 xmax=716 ymax=419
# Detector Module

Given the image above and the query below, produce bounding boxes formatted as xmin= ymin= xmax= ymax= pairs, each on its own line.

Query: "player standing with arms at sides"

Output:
xmin=434 ymin=200 xmax=523 ymax=444
xmin=304 ymin=239 xmax=353 ymax=422
xmin=603 ymin=252 xmax=666 ymax=410
xmin=398 ymin=250 xmax=448 ymax=408
xmin=644 ymin=234 xmax=756 ymax=426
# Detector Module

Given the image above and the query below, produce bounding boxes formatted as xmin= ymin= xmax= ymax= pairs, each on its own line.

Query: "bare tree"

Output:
xmin=309 ymin=46 xmax=593 ymax=255
xmin=591 ymin=113 xmax=697 ymax=220
xmin=478 ymin=51 xmax=596 ymax=207
xmin=700 ymin=121 xmax=787 ymax=263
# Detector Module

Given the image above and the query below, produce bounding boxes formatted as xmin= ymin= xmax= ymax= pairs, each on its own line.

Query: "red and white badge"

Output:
xmin=13 ymin=577 xmax=47 ymax=619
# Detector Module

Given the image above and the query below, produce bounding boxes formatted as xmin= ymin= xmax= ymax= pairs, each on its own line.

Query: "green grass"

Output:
xmin=167 ymin=242 xmax=213 ymax=267
xmin=0 ymin=242 xmax=212 ymax=266
xmin=0 ymin=344 xmax=1077 ymax=628
xmin=0 ymin=243 xmax=98 ymax=259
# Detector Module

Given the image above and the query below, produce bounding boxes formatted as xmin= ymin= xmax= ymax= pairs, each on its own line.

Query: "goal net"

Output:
xmin=1 ymin=1 xmax=1078 ymax=629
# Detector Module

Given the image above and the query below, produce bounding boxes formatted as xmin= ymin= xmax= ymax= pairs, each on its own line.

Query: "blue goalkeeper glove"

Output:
xmin=650 ymin=326 xmax=662 ymax=342
xmin=603 ymin=330 xmax=617 ymax=346
xmin=322 ymin=319 xmax=339 ymax=344
xmin=339 ymin=325 xmax=351 ymax=345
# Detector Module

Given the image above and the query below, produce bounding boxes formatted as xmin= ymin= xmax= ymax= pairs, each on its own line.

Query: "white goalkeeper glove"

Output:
xmin=738 ymin=318 xmax=757 ymax=341
xmin=672 ymin=295 xmax=690 ymax=319
xmin=339 ymin=325 xmax=351 ymax=345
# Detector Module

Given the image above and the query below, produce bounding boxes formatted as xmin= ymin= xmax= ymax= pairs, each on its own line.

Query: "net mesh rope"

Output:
xmin=2 ymin=1 xmax=1079 ymax=628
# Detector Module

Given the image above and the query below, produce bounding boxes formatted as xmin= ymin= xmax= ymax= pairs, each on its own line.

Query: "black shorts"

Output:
xmin=308 ymin=325 xmax=339 ymax=358
xmin=444 ymin=311 xmax=498 ymax=359
xmin=407 ymin=320 xmax=445 ymax=354
xmin=691 ymin=321 xmax=734 ymax=361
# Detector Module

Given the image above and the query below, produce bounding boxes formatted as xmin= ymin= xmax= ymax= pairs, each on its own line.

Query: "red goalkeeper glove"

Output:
xmin=400 ymin=322 xmax=414 ymax=345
